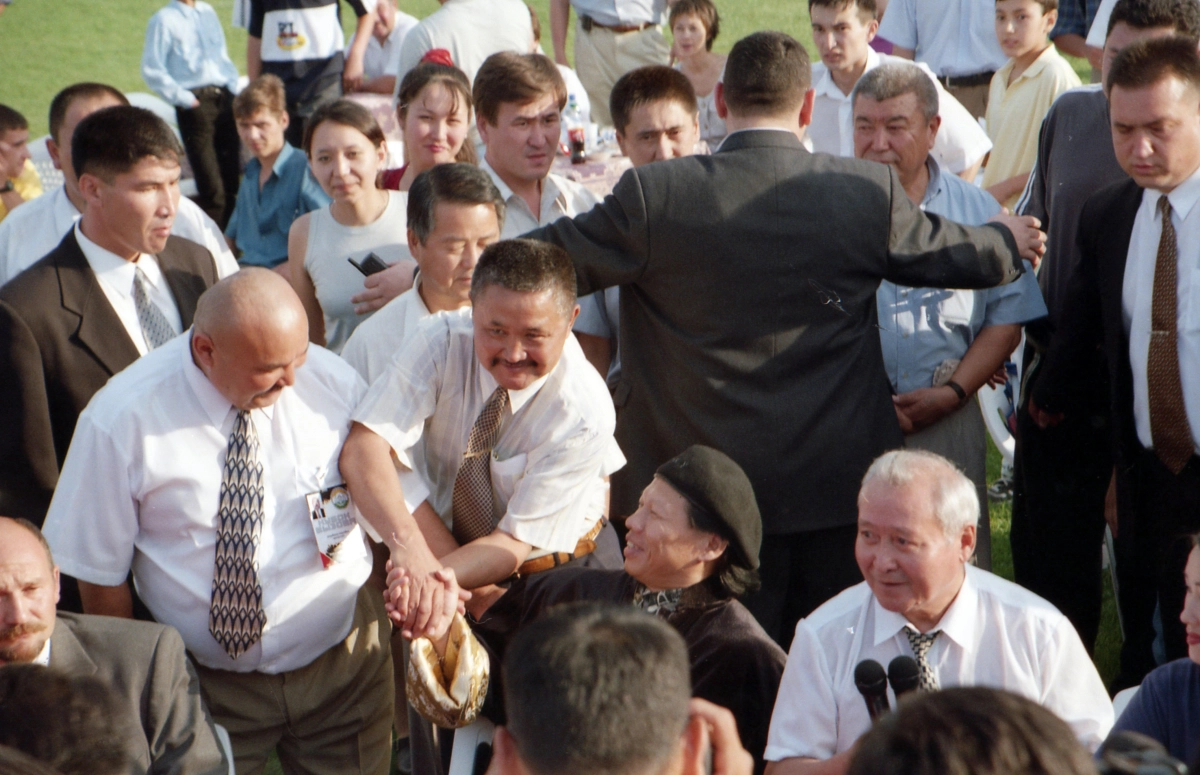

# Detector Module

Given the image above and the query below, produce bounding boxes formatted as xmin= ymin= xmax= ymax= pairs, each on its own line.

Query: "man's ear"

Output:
xmin=477 ymin=115 xmax=491 ymax=146
xmin=46 ymin=137 xmax=63 ymax=171
xmin=959 ymin=523 xmax=977 ymax=563
xmin=615 ymin=129 xmax=629 ymax=157
xmin=799 ymin=88 xmax=816 ymax=129
xmin=53 ymin=565 xmax=61 ymax=605
xmin=192 ymin=330 xmax=218 ymax=373
xmin=407 ymin=227 xmax=423 ymax=257
xmin=489 ymin=726 xmax=531 ymax=775
xmin=714 ymin=82 xmax=728 ymax=120
xmin=77 ymin=172 xmax=103 ymax=207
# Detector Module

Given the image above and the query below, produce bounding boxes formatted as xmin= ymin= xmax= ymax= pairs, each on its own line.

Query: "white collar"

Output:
xmin=74 ymin=223 xmax=146 ymax=299
xmin=814 ymin=47 xmax=881 ymax=100
xmin=181 ymin=332 xmax=276 ymax=428
xmin=34 ymin=637 xmax=51 ymax=666
xmin=1147 ymin=163 xmax=1200 ymax=222
xmin=871 ymin=563 xmax=975 ymax=649
xmin=475 ymin=356 xmax=553 ymax=415
xmin=479 ymin=157 xmax=569 ymax=214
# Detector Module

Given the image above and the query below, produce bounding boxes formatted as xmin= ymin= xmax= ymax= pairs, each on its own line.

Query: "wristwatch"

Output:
xmin=945 ymin=379 xmax=969 ymax=408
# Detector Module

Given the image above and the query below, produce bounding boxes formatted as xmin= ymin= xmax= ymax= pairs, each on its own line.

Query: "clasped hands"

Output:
xmin=383 ymin=541 xmax=468 ymax=643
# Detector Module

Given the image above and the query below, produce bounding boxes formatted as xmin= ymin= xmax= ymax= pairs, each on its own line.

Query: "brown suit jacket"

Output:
xmin=0 ymin=231 xmax=218 ymax=525
xmin=50 ymin=612 xmax=227 ymax=775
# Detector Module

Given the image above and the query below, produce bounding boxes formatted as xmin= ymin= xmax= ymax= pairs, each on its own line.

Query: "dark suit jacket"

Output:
xmin=527 ymin=130 xmax=1023 ymax=533
xmin=1033 ymin=179 xmax=1143 ymax=499
xmin=50 ymin=612 xmax=227 ymax=775
xmin=0 ymin=231 xmax=217 ymax=525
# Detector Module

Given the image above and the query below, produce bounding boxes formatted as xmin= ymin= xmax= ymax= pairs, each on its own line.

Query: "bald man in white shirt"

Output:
xmin=42 ymin=269 xmax=392 ymax=775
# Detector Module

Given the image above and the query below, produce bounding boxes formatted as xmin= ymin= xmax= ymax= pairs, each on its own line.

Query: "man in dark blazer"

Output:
xmin=525 ymin=31 xmax=1044 ymax=645
xmin=1032 ymin=36 xmax=1200 ymax=689
xmin=0 ymin=105 xmax=219 ymax=531
xmin=0 ymin=517 xmax=227 ymax=775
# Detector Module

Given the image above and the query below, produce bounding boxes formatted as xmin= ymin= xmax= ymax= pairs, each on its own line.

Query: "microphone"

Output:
xmin=854 ymin=659 xmax=891 ymax=722
xmin=888 ymin=656 xmax=921 ymax=701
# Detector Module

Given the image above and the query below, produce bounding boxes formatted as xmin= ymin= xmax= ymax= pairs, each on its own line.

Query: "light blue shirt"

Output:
xmin=141 ymin=0 xmax=240 ymax=108
xmin=569 ymin=0 xmax=667 ymax=27
xmin=877 ymin=159 xmax=1047 ymax=394
xmin=226 ymin=143 xmax=331 ymax=268
xmin=876 ymin=0 xmax=1007 ymax=77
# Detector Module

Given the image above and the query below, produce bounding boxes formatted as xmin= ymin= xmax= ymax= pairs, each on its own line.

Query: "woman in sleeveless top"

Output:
xmin=671 ymin=0 xmax=727 ymax=148
xmin=287 ymin=100 xmax=414 ymax=353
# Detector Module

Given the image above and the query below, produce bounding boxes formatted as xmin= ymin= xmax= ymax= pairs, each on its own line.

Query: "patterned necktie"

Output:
xmin=1148 ymin=197 xmax=1195 ymax=474
xmin=451 ymin=386 xmax=510 ymax=545
xmin=132 ymin=265 xmax=174 ymax=349
xmin=905 ymin=628 xmax=941 ymax=691
xmin=209 ymin=410 xmax=267 ymax=659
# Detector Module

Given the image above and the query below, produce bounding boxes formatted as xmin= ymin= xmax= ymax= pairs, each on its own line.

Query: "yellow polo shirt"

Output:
xmin=981 ymin=44 xmax=1081 ymax=210
xmin=0 ymin=159 xmax=44 ymax=223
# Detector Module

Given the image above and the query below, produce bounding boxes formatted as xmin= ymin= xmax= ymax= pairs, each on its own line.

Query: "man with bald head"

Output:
xmin=42 ymin=269 xmax=394 ymax=775
xmin=0 ymin=517 xmax=226 ymax=775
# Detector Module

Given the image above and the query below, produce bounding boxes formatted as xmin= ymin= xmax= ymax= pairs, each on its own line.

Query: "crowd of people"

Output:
xmin=4 ymin=0 xmax=1200 ymax=773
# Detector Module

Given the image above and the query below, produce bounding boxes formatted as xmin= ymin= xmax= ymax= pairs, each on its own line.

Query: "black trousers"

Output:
xmin=175 ymin=86 xmax=241 ymax=228
xmin=1010 ymin=344 xmax=1112 ymax=652
xmin=283 ymin=74 xmax=342 ymax=149
xmin=743 ymin=524 xmax=862 ymax=650
xmin=1115 ymin=449 xmax=1200 ymax=689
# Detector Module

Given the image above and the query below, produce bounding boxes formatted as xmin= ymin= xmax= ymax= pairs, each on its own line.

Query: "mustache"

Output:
xmin=491 ymin=357 xmax=535 ymax=368
xmin=0 ymin=622 xmax=48 ymax=641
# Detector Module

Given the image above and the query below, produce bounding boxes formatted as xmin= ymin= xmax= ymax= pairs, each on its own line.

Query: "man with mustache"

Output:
xmin=0 ymin=516 xmax=226 ymax=775
xmin=342 ymin=238 xmax=625 ymax=640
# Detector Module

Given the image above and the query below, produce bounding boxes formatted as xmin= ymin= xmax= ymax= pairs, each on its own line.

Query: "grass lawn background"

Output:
xmin=0 ymin=1 xmax=1112 ymax=766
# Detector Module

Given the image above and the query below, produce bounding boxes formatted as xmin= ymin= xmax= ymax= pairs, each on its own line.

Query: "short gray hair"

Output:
xmin=407 ymin=163 xmax=505 ymax=245
xmin=469 ymin=239 xmax=577 ymax=318
xmin=860 ymin=450 xmax=979 ymax=539
xmin=851 ymin=63 xmax=939 ymax=122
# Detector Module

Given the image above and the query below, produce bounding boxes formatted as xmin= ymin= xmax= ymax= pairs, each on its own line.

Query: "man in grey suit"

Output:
xmin=525 ymin=31 xmax=1046 ymax=645
xmin=0 ymin=516 xmax=227 ymax=775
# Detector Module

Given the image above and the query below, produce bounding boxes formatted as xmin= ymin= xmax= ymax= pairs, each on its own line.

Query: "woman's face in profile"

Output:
xmin=1181 ymin=545 xmax=1200 ymax=663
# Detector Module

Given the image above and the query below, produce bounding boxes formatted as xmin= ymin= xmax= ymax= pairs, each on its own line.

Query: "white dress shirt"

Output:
xmin=43 ymin=336 xmax=372 ymax=673
xmin=0 ymin=185 xmax=239 ymax=287
xmin=808 ymin=49 xmax=992 ymax=175
xmin=1122 ymin=164 xmax=1200 ymax=455
xmin=481 ymin=158 xmax=602 ymax=239
xmin=353 ymin=309 xmax=625 ymax=553
xmin=348 ymin=12 xmax=419 ymax=81
xmin=340 ymin=278 xmax=434 ymax=384
xmin=764 ymin=565 xmax=1113 ymax=762
xmin=75 ymin=225 xmax=183 ymax=356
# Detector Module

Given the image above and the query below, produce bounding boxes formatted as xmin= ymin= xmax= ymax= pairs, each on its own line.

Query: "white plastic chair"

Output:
xmin=448 ymin=718 xmax=495 ymax=775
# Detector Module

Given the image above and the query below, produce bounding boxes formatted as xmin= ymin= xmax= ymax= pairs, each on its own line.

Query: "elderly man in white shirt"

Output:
xmin=41 ymin=269 xmax=393 ymax=775
xmin=807 ymin=0 xmax=991 ymax=181
xmin=763 ymin=449 xmax=1113 ymax=775
xmin=340 ymin=163 xmax=505 ymax=383
xmin=0 ymin=83 xmax=237 ymax=287
xmin=341 ymin=238 xmax=624 ymax=639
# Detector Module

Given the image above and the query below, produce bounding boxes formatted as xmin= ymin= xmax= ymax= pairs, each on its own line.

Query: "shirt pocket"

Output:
xmin=489 ymin=452 xmax=528 ymax=512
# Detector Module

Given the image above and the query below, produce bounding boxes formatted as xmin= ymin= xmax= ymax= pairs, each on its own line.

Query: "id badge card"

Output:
xmin=305 ymin=484 xmax=358 ymax=568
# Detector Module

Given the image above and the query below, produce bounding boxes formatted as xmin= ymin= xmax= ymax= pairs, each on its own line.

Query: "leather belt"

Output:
xmin=581 ymin=14 xmax=653 ymax=33
xmin=515 ymin=519 xmax=606 ymax=577
xmin=938 ymin=71 xmax=995 ymax=89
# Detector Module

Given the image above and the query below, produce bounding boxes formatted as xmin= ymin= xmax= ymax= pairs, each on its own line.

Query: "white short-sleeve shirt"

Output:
xmin=764 ymin=565 xmax=1114 ymax=762
xmin=43 ymin=335 xmax=372 ymax=673
xmin=352 ymin=309 xmax=625 ymax=553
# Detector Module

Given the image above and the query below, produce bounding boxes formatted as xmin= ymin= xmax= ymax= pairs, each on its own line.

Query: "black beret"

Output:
xmin=655 ymin=445 xmax=762 ymax=570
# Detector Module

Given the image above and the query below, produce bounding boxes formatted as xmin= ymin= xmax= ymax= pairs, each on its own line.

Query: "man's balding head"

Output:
xmin=0 ymin=518 xmax=60 ymax=665
xmin=191 ymin=269 xmax=310 ymax=410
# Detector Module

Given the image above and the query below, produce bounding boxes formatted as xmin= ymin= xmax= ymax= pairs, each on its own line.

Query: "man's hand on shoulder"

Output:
xmin=988 ymin=210 xmax=1046 ymax=268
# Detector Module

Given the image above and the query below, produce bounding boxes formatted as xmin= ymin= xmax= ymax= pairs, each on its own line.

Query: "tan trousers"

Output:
xmin=574 ymin=20 xmax=670 ymax=126
xmin=904 ymin=397 xmax=992 ymax=569
xmin=946 ymin=82 xmax=990 ymax=121
xmin=194 ymin=585 xmax=394 ymax=775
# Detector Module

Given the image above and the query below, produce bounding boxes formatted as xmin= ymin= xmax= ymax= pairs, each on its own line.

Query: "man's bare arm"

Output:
xmin=550 ymin=0 xmax=572 ymax=66
xmin=340 ymin=422 xmax=446 ymax=635
xmin=247 ymin=36 xmax=263 ymax=79
xmin=440 ymin=530 xmax=533 ymax=589
xmin=78 ymin=580 xmax=134 ymax=619
xmin=891 ymin=45 xmax=915 ymax=59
